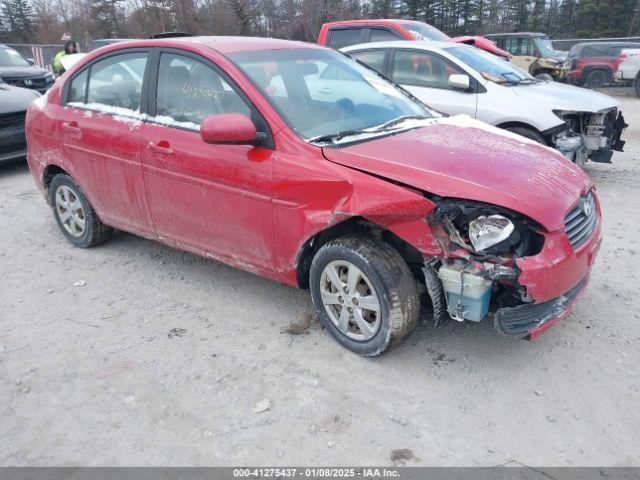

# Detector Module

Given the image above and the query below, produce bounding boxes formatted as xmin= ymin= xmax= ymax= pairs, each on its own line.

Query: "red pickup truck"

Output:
xmin=317 ymin=19 xmax=510 ymax=60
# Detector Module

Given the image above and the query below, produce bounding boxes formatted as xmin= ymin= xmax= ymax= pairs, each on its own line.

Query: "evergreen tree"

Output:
xmin=0 ymin=0 xmax=35 ymax=42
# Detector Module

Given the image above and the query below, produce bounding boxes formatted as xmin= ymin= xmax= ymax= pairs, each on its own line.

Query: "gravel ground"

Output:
xmin=1 ymin=96 xmax=639 ymax=467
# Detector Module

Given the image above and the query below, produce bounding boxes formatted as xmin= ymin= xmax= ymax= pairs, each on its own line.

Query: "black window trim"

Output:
xmin=62 ymin=47 xmax=153 ymax=115
xmin=145 ymin=47 xmax=274 ymax=149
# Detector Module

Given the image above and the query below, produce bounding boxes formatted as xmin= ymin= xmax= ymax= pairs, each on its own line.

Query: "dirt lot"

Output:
xmin=1 ymin=96 xmax=639 ymax=467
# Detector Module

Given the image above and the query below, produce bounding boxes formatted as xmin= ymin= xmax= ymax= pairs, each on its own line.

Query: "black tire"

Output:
xmin=535 ymin=73 xmax=554 ymax=82
xmin=309 ymin=236 xmax=419 ymax=356
xmin=635 ymin=75 xmax=640 ymax=98
xmin=584 ymin=69 xmax=610 ymax=88
xmin=49 ymin=174 xmax=113 ymax=248
xmin=504 ymin=126 xmax=546 ymax=145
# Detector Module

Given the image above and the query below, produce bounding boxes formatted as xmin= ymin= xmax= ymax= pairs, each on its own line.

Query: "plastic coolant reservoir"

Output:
xmin=438 ymin=264 xmax=492 ymax=322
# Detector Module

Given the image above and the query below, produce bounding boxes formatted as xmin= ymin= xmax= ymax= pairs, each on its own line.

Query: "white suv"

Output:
xmin=615 ymin=48 xmax=640 ymax=97
xmin=343 ymin=41 xmax=627 ymax=166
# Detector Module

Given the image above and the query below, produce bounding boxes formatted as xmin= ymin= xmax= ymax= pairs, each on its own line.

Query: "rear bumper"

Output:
xmin=494 ymin=275 xmax=589 ymax=338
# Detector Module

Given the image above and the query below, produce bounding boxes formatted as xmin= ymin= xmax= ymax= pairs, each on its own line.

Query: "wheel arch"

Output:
xmin=496 ymin=121 xmax=549 ymax=142
xmin=295 ymin=216 xmax=424 ymax=289
xmin=42 ymin=164 xmax=71 ymax=200
xmin=581 ymin=65 xmax=613 ymax=81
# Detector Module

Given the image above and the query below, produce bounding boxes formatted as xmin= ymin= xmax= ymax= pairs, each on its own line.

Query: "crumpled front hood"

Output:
xmin=321 ymin=116 xmax=592 ymax=232
xmin=512 ymin=81 xmax=619 ymax=113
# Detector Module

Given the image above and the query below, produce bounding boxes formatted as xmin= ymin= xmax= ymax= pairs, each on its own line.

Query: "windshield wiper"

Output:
xmin=308 ymin=115 xmax=430 ymax=144
xmin=369 ymin=115 xmax=429 ymax=132
xmin=308 ymin=129 xmax=371 ymax=144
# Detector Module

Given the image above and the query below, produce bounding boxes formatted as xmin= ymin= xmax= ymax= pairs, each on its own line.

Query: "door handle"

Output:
xmin=62 ymin=121 xmax=81 ymax=135
xmin=147 ymin=141 xmax=174 ymax=156
xmin=318 ymin=87 xmax=332 ymax=94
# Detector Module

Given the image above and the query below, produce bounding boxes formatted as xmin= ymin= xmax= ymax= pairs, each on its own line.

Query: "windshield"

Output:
xmin=444 ymin=45 xmax=536 ymax=84
xmin=229 ymin=48 xmax=434 ymax=143
xmin=534 ymin=37 xmax=555 ymax=57
xmin=0 ymin=47 xmax=30 ymax=67
xmin=400 ymin=21 xmax=450 ymax=41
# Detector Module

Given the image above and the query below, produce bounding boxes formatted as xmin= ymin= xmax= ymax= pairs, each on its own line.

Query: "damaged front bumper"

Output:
xmin=424 ymin=194 xmax=602 ymax=340
xmin=552 ymin=108 xmax=628 ymax=165
xmin=495 ymin=275 xmax=589 ymax=339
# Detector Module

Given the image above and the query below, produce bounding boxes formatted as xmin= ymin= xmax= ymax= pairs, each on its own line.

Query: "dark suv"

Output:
xmin=1 ymin=80 xmax=40 ymax=163
xmin=563 ymin=42 xmax=640 ymax=87
xmin=0 ymin=45 xmax=55 ymax=93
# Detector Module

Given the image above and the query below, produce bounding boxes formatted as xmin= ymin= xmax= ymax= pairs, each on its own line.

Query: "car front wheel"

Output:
xmin=635 ymin=74 xmax=640 ymax=98
xmin=309 ymin=236 xmax=419 ymax=356
xmin=49 ymin=174 xmax=113 ymax=248
xmin=504 ymin=126 xmax=546 ymax=145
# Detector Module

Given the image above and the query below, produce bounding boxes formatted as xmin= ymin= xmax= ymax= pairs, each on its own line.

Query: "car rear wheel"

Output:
xmin=584 ymin=69 xmax=610 ymax=88
xmin=504 ymin=126 xmax=546 ymax=145
xmin=635 ymin=75 xmax=640 ymax=98
xmin=49 ymin=174 xmax=113 ymax=248
xmin=309 ymin=236 xmax=419 ymax=356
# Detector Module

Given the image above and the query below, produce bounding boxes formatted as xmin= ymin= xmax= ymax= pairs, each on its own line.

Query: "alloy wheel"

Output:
xmin=319 ymin=260 xmax=381 ymax=341
xmin=55 ymin=185 xmax=86 ymax=237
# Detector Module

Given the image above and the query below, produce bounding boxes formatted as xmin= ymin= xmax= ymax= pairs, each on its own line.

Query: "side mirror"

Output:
xmin=200 ymin=113 xmax=257 ymax=145
xmin=27 ymin=58 xmax=36 ymax=66
xmin=448 ymin=74 xmax=471 ymax=91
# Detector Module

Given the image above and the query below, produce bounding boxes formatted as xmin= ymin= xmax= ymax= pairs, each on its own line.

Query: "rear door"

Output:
xmin=57 ymin=49 xmax=153 ymax=235
xmin=389 ymin=49 xmax=477 ymax=117
xmin=140 ymin=49 xmax=275 ymax=269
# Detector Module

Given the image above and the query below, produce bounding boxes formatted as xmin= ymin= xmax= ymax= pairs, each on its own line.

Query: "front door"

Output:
xmin=57 ymin=50 xmax=153 ymax=235
xmin=140 ymin=51 xmax=274 ymax=270
xmin=390 ymin=49 xmax=477 ymax=117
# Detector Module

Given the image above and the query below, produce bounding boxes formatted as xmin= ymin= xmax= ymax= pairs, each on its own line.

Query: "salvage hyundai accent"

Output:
xmin=25 ymin=37 xmax=602 ymax=356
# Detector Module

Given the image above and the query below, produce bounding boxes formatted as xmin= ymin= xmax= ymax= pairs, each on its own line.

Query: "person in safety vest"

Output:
xmin=53 ymin=40 xmax=77 ymax=75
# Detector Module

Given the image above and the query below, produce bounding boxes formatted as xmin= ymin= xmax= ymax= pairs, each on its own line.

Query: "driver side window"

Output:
xmin=85 ymin=53 xmax=148 ymax=111
xmin=392 ymin=50 xmax=464 ymax=89
xmin=154 ymin=53 xmax=251 ymax=130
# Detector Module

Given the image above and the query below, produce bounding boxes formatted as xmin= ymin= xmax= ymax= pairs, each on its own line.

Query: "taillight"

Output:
xmin=619 ymin=52 xmax=628 ymax=62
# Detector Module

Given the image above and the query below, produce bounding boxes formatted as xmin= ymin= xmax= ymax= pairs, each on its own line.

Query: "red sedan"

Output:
xmin=26 ymin=36 xmax=600 ymax=355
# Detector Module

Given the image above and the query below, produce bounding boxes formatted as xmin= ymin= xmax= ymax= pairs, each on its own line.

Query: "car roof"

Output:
xmin=323 ymin=19 xmax=409 ymax=27
xmin=485 ymin=32 xmax=547 ymax=37
xmin=113 ymin=35 xmax=321 ymax=54
xmin=573 ymin=41 xmax=640 ymax=48
xmin=342 ymin=40 xmax=454 ymax=52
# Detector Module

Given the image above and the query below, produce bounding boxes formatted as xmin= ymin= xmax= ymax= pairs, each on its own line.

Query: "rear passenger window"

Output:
xmin=328 ymin=29 xmax=362 ymax=49
xmin=350 ymin=50 xmax=387 ymax=74
xmin=67 ymin=69 xmax=88 ymax=103
xmin=85 ymin=53 xmax=148 ymax=111
xmin=154 ymin=53 xmax=251 ymax=130
xmin=369 ymin=29 xmax=400 ymax=43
